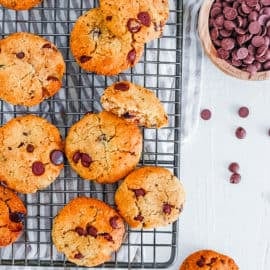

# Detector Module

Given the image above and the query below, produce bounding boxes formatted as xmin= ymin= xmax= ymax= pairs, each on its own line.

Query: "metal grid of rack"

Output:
xmin=0 ymin=0 xmax=182 ymax=268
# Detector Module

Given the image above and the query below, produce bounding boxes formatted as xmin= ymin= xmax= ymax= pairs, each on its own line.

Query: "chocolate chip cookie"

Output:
xmin=0 ymin=185 xmax=27 ymax=247
xmin=115 ymin=166 xmax=185 ymax=229
xmin=52 ymin=197 xmax=125 ymax=267
xmin=100 ymin=0 xmax=169 ymax=43
xmin=70 ymin=8 xmax=144 ymax=76
xmin=0 ymin=0 xmax=42 ymax=10
xmin=101 ymin=81 xmax=168 ymax=128
xmin=65 ymin=111 xmax=142 ymax=184
xmin=0 ymin=115 xmax=64 ymax=194
xmin=0 ymin=32 xmax=65 ymax=106
xmin=179 ymin=250 xmax=239 ymax=270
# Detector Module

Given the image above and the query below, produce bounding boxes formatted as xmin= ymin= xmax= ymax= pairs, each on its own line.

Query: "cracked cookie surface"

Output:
xmin=115 ymin=166 xmax=185 ymax=229
xmin=0 ymin=185 xmax=27 ymax=247
xmin=70 ymin=8 xmax=144 ymax=76
xmin=65 ymin=111 xmax=142 ymax=184
xmin=179 ymin=250 xmax=239 ymax=270
xmin=52 ymin=197 xmax=125 ymax=267
xmin=100 ymin=0 xmax=169 ymax=43
xmin=101 ymin=81 xmax=168 ymax=128
xmin=0 ymin=32 xmax=65 ymax=106
xmin=0 ymin=0 xmax=42 ymax=10
xmin=0 ymin=115 xmax=64 ymax=194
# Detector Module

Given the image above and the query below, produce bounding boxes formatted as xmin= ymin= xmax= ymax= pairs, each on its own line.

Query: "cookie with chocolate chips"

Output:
xmin=179 ymin=250 xmax=239 ymax=270
xmin=115 ymin=166 xmax=185 ymax=229
xmin=65 ymin=111 xmax=142 ymax=183
xmin=0 ymin=185 xmax=27 ymax=247
xmin=52 ymin=197 xmax=125 ymax=267
xmin=101 ymin=81 xmax=168 ymax=128
xmin=0 ymin=115 xmax=64 ymax=194
xmin=100 ymin=0 xmax=169 ymax=43
xmin=0 ymin=0 xmax=42 ymax=10
xmin=0 ymin=32 xmax=65 ymax=106
xmin=70 ymin=8 xmax=144 ymax=76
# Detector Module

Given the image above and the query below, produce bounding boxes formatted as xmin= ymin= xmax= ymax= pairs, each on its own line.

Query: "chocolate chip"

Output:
xmin=235 ymin=127 xmax=247 ymax=139
xmin=114 ymin=82 xmax=130 ymax=91
xmin=72 ymin=151 xmax=81 ymax=163
xmin=106 ymin=16 xmax=112 ymax=21
xmin=86 ymin=225 xmax=97 ymax=238
xmin=74 ymin=253 xmax=84 ymax=259
xmin=127 ymin=49 xmax=136 ymax=65
xmin=228 ymin=162 xmax=240 ymax=173
xmin=10 ymin=212 xmax=25 ymax=223
xmin=163 ymin=203 xmax=172 ymax=214
xmin=127 ymin=18 xmax=141 ymax=33
xmin=75 ymin=226 xmax=87 ymax=236
xmin=137 ymin=12 xmax=151 ymax=27
xmin=109 ymin=216 xmax=119 ymax=229
xmin=50 ymin=150 xmax=64 ymax=165
xmin=32 ymin=161 xmax=45 ymax=176
xmin=200 ymin=109 xmax=212 ymax=120
xmin=237 ymin=48 xmax=249 ymax=59
xmin=122 ymin=112 xmax=135 ymax=119
xmin=26 ymin=144 xmax=34 ymax=153
xmin=133 ymin=188 xmax=146 ymax=198
xmin=80 ymin=153 xmax=92 ymax=167
xmin=47 ymin=76 xmax=59 ymax=81
xmin=134 ymin=214 xmax=144 ymax=222
xmin=79 ymin=55 xmax=92 ymax=63
xmin=42 ymin=43 xmax=52 ymax=49
xmin=238 ymin=106 xmax=249 ymax=117
xmin=16 ymin=52 xmax=25 ymax=59
xmin=17 ymin=142 xmax=24 ymax=148
xmin=101 ymin=233 xmax=113 ymax=242
xmin=223 ymin=7 xmax=238 ymax=20
xmin=230 ymin=173 xmax=241 ymax=184
xmin=196 ymin=256 xmax=206 ymax=267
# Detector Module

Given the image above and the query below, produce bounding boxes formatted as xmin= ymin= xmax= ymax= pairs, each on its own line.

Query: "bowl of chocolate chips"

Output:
xmin=199 ymin=0 xmax=270 ymax=80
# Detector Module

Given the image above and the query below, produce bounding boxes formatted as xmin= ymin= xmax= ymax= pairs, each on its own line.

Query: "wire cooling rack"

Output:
xmin=0 ymin=0 xmax=182 ymax=268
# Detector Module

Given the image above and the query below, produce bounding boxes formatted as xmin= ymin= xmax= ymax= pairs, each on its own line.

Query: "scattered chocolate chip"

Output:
xmin=80 ymin=153 xmax=92 ymax=167
xmin=229 ymin=162 xmax=240 ymax=173
xmin=238 ymin=106 xmax=249 ymax=117
xmin=230 ymin=173 xmax=241 ymax=184
xmin=200 ymin=109 xmax=212 ymax=120
xmin=114 ymin=82 xmax=130 ymax=91
xmin=79 ymin=55 xmax=92 ymax=63
xmin=109 ymin=216 xmax=119 ymax=229
xmin=122 ymin=112 xmax=135 ymax=119
xmin=42 ymin=43 xmax=52 ymax=49
xmin=17 ymin=142 xmax=24 ymax=148
xmin=50 ymin=150 xmax=64 ymax=165
xmin=86 ymin=225 xmax=97 ymax=238
xmin=127 ymin=49 xmax=136 ymax=65
xmin=134 ymin=214 xmax=144 ymax=222
xmin=74 ymin=253 xmax=84 ymax=259
xmin=47 ymin=76 xmax=59 ymax=81
xmin=106 ymin=16 xmax=112 ymax=21
xmin=32 ymin=161 xmax=45 ymax=176
xmin=16 ymin=52 xmax=25 ymax=59
xmin=209 ymin=257 xmax=217 ymax=265
xmin=75 ymin=226 xmax=87 ymax=236
xmin=137 ymin=12 xmax=151 ymax=27
xmin=23 ymin=132 xmax=28 ymax=136
xmin=101 ymin=233 xmax=113 ymax=242
xmin=163 ymin=203 xmax=172 ymax=214
xmin=10 ymin=212 xmax=25 ymax=223
xmin=72 ymin=151 xmax=81 ymax=163
xmin=196 ymin=256 xmax=206 ymax=267
xmin=127 ymin=18 xmax=141 ymax=33
xmin=235 ymin=127 xmax=247 ymax=139
xmin=133 ymin=188 xmax=146 ymax=198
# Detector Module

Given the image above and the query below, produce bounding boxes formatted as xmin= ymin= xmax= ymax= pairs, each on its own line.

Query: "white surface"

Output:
xmin=179 ymin=53 xmax=270 ymax=269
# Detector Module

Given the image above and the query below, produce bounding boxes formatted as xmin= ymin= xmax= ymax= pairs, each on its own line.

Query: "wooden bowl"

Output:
xmin=198 ymin=0 xmax=270 ymax=81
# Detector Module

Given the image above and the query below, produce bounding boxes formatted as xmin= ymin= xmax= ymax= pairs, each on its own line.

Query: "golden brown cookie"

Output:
xmin=0 ymin=32 xmax=65 ymax=106
xmin=52 ymin=197 xmax=125 ymax=267
xmin=70 ymin=8 xmax=144 ymax=76
xmin=0 ymin=185 xmax=27 ymax=247
xmin=65 ymin=111 xmax=142 ymax=184
xmin=179 ymin=250 xmax=239 ymax=270
xmin=0 ymin=115 xmax=64 ymax=194
xmin=100 ymin=0 xmax=169 ymax=43
xmin=0 ymin=0 xmax=42 ymax=10
xmin=101 ymin=81 xmax=168 ymax=128
xmin=115 ymin=166 xmax=185 ymax=229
